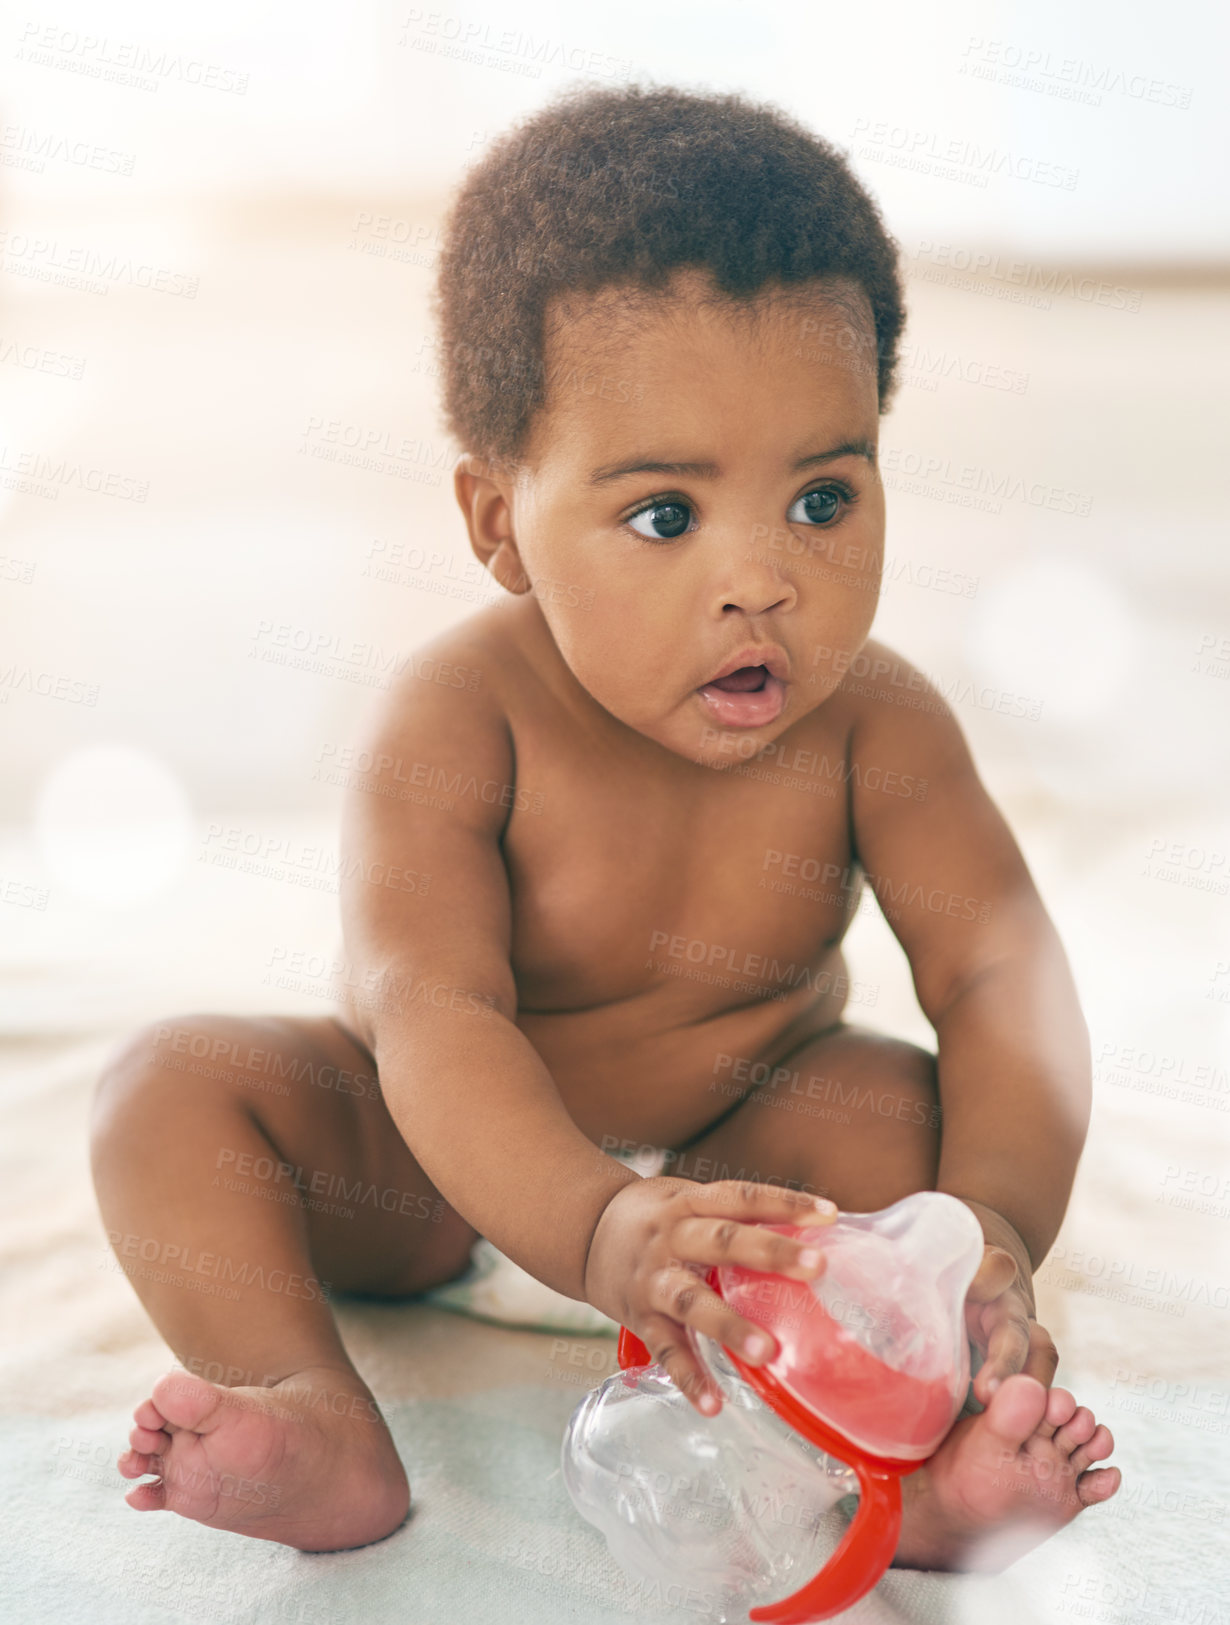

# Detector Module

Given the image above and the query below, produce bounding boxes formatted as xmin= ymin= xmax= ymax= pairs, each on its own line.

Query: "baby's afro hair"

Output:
xmin=432 ymin=81 xmax=907 ymax=467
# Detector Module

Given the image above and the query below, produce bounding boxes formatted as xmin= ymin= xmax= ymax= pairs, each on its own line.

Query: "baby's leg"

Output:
xmin=670 ymin=1022 xmax=1119 ymax=1570
xmin=90 ymin=1011 xmax=479 ymax=1549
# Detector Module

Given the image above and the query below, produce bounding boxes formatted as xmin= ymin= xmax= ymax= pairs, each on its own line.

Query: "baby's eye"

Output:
xmin=626 ymin=500 xmax=693 ymax=541
xmin=787 ymin=487 xmax=844 ymax=527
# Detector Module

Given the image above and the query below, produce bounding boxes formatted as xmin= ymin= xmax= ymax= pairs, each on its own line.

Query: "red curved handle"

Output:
xmin=748 ymin=1458 xmax=901 ymax=1624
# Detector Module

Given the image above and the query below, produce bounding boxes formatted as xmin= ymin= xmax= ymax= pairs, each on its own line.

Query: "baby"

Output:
xmin=91 ymin=83 xmax=1120 ymax=1572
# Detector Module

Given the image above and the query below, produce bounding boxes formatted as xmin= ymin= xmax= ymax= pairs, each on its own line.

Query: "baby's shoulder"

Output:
xmin=351 ymin=599 xmax=527 ymax=766
xmin=834 ymin=637 xmax=969 ymax=766
xmin=837 ymin=637 xmax=940 ymax=707
xmin=393 ymin=597 xmax=524 ymax=706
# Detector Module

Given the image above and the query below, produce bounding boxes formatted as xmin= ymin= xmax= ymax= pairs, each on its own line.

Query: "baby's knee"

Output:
xmin=819 ymin=1033 xmax=939 ymax=1131
xmin=860 ymin=1040 xmax=941 ymax=1152
xmin=823 ymin=1035 xmax=941 ymax=1202
xmin=91 ymin=1012 xmax=251 ymax=1152
xmin=878 ymin=1040 xmax=940 ymax=1124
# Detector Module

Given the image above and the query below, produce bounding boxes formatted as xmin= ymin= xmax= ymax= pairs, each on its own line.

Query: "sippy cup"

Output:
xmin=561 ymin=1191 xmax=984 ymax=1623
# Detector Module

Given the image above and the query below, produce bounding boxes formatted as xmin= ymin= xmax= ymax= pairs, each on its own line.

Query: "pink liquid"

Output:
xmin=723 ymin=1276 xmax=955 ymax=1455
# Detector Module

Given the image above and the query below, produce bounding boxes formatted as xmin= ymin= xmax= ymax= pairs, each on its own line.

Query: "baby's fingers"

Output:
xmin=639 ymin=1264 xmax=780 ymax=1413
xmin=671 ymin=1210 xmax=832 ymax=1285
xmin=1020 ymin=1319 xmax=1059 ymax=1389
xmin=973 ymin=1300 xmax=1057 ymax=1400
xmin=689 ymin=1179 xmax=836 ymax=1228
xmin=637 ymin=1309 xmax=724 ymax=1415
xmin=965 ymin=1246 xmax=1018 ymax=1306
xmin=975 ymin=1309 xmax=1030 ymax=1398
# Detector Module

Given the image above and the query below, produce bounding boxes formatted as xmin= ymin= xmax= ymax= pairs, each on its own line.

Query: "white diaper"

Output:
xmin=616 ymin=1143 xmax=671 ymax=1178
xmin=419 ymin=1145 xmax=669 ymax=1335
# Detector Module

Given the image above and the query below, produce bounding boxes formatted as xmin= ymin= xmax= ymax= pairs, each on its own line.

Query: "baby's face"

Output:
xmin=477 ymin=268 xmax=885 ymax=768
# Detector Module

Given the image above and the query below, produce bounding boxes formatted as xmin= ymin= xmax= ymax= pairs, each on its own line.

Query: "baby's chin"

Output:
xmin=605 ymin=696 xmax=799 ymax=771
xmin=684 ymin=722 xmax=788 ymax=771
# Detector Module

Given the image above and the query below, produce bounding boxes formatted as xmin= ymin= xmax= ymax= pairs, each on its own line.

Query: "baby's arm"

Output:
xmin=336 ymin=644 xmax=641 ymax=1302
xmin=847 ymin=649 xmax=1091 ymax=1389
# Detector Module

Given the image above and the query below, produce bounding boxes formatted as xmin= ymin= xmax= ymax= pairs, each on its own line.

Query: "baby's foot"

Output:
xmin=117 ymin=1365 xmax=409 ymax=1550
xmin=894 ymin=1375 xmax=1119 ymax=1571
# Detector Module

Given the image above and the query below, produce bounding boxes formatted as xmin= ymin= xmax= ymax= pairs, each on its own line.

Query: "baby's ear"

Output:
xmin=453 ymin=452 xmax=532 ymax=595
xmin=484 ymin=542 xmax=532 ymax=596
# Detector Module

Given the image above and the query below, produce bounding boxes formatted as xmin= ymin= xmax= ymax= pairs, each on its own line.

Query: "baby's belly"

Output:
xmin=516 ymin=946 xmax=852 ymax=1151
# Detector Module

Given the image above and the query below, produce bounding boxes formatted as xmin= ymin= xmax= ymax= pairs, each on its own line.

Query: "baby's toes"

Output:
xmin=133 ymin=1397 xmax=173 ymax=1435
xmin=1076 ymin=1465 xmax=1121 ymax=1507
xmin=1052 ymin=1405 xmax=1096 ymax=1454
xmin=1041 ymin=1386 xmax=1077 ymax=1435
xmin=118 ymin=1446 xmax=160 ymax=1481
xmin=129 ymin=1422 xmax=169 ymax=1455
xmin=124 ymin=1476 xmax=168 ymax=1513
xmin=1070 ymin=1422 xmax=1114 ymax=1474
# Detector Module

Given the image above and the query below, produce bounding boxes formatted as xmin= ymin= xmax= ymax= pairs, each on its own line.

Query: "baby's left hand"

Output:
xmin=959 ymin=1201 xmax=1058 ymax=1404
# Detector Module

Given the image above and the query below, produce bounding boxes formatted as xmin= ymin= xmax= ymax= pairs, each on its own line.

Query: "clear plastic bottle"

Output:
xmin=562 ymin=1331 xmax=858 ymax=1622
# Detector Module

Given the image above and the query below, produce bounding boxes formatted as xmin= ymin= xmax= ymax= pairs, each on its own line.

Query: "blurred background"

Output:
xmin=1 ymin=2 xmax=1228 ymax=1620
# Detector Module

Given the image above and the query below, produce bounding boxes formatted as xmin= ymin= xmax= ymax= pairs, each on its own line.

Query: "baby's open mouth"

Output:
xmin=696 ymin=664 xmax=786 ymax=729
xmin=705 ymin=664 xmax=769 ymax=693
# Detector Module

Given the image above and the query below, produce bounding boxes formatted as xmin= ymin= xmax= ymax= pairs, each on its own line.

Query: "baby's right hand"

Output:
xmin=583 ymin=1176 xmax=837 ymax=1416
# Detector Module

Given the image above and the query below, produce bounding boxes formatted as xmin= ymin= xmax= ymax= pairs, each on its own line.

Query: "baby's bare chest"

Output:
xmin=503 ymin=725 xmax=864 ymax=1014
